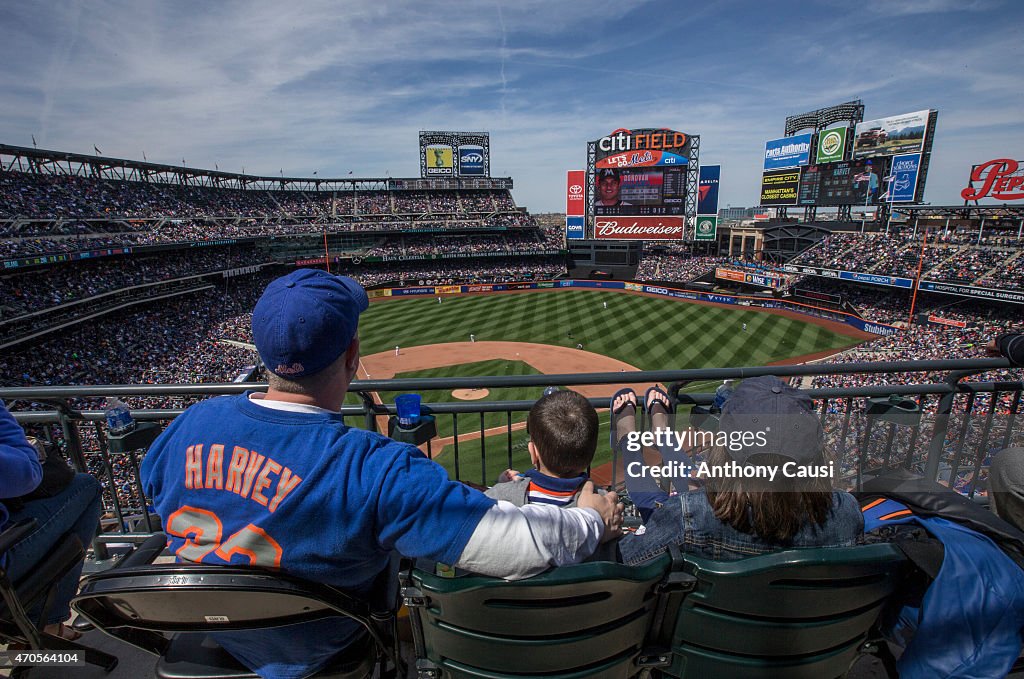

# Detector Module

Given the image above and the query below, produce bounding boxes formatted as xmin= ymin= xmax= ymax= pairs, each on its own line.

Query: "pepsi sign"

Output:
xmin=459 ymin=145 xmax=485 ymax=175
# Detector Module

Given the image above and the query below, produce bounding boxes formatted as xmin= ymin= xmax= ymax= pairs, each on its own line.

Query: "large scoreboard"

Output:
xmin=585 ymin=128 xmax=700 ymax=238
xmin=419 ymin=131 xmax=490 ymax=178
xmin=758 ymin=107 xmax=936 ymax=207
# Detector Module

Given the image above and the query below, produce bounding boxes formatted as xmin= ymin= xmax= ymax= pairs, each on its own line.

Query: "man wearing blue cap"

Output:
xmin=141 ymin=269 xmax=623 ymax=679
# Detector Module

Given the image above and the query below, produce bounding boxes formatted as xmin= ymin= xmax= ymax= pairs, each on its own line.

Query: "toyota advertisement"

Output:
xmin=566 ymin=170 xmax=586 ymax=216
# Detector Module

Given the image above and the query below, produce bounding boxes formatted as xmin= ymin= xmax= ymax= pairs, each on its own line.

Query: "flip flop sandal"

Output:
xmin=609 ymin=387 xmax=637 ymax=450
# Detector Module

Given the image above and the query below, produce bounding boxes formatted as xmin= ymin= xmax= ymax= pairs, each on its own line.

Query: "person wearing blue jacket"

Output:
xmin=0 ymin=400 xmax=102 ymax=641
xmin=862 ymin=496 xmax=1024 ymax=678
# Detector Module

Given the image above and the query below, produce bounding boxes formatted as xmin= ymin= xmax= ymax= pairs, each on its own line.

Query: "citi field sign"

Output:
xmin=595 ymin=128 xmax=691 ymax=160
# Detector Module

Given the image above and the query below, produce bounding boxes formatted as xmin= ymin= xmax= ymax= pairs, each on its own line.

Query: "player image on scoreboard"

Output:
xmin=594 ymin=167 xmax=686 ymax=216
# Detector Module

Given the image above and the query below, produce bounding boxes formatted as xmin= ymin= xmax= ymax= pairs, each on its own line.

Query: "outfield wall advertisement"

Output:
xmin=366 ymin=279 xmax=903 ymax=335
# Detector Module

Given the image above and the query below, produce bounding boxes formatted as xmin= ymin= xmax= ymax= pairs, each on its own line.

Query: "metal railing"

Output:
xmin=3 ymin=358 xmax=1021 ymax=549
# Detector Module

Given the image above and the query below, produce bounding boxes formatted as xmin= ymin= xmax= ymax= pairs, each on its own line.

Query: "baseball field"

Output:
xmin=343 ymin=288 xmax=869 ymax=483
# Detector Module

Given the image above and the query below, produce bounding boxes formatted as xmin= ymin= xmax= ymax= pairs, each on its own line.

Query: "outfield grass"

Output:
xmin=357 ymin=289 xmax=859 ymax=370
xmin=348 ymin=289 xmax=863 ymax=482
xmin=378 ymin=359 xmax=543 ymax=439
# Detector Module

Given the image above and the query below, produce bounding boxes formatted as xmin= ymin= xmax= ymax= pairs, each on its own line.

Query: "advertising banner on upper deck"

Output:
xmin=763 ymin=133 xmax=813 ymax=171
xmin=853 ymin=110 xmax=929 ymax=160
xmin=565 ymin=216 xmax=585 ymax=240
xmin=695 ymin=216 xmax=718 ymax=241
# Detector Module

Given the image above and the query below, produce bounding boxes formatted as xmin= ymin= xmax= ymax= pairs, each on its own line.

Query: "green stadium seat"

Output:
xmin=654 ymin=543 xmax=907 ymax=679
xmin=403 ymin=555 xmax=672 ymax=678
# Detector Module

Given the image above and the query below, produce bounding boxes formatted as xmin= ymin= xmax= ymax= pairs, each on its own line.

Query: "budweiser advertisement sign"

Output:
xmin=961 ymin=158 xmax=1024 ymax=202
xmin=593 ymin=216 xmax=685 ymax=240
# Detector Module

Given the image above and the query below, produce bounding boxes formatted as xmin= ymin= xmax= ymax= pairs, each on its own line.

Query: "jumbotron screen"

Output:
xmin=591 ymin=128 xmax=693 ymax=217
xmin=593 ymin=167 xmax=687 ymax=216
xmin=797 ymin=159 xmax=887 ymax=206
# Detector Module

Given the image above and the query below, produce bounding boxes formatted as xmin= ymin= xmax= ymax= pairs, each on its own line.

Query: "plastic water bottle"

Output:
xmin=712 ymin=381 xmax=736 ymax=411
xmin=105 ymin=397 xmax=136 ymax=436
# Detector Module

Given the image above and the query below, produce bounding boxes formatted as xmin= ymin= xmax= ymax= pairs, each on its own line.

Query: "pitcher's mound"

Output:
xmin=452 ymin=388 xmax=489 ymax=400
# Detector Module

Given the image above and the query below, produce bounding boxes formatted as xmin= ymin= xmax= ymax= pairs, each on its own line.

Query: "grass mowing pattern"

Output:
xmin=351 ymin=289 xmax=863 ymax=482
xmin=358 ymin=290 xmax=859 ymax=370
xmin=378 ymin=359 xmax=542 ymax=439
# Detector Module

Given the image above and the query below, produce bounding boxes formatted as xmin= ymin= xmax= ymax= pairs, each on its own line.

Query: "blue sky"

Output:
xmin=1 ymin=0 xmax=1021 ymax=212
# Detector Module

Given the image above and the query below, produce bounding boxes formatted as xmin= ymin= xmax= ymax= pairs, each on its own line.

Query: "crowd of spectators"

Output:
xmin=0 ymin=171 xmax=521 ymax=222
xmin=361 ymin=231 xmax=560 ymax=258
xmin=0 ymin=249 xmax=262 ymax=318
xmin=635 ymin=253 xmax=724 ymax=282
xmin=0 ymin=169 xmax=538 ymax=259
xmin=341 ymin=257 xmax=566 ymax=288
xmin=788 ymin=229 xmax=1022 ymax=290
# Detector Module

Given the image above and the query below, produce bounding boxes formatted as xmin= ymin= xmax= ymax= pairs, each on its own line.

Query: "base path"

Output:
xmin=360 ymin=342 xmax=660 ymax=457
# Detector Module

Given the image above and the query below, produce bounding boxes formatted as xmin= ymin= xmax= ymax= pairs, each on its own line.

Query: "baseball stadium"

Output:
xmin=1 ymin=63 xmax=1024 ymax=679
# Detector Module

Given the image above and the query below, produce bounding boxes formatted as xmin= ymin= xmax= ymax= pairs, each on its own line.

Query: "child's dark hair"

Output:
xmin=527 ymin=390 xmax=599 ymax=477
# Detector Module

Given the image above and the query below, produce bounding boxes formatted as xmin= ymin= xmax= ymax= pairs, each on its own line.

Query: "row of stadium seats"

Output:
xmin=0 ymin=171 xmax=517 ymax=220
xmin=789 ymin=231 xmax=1024 ymax=291
xmin=0 ymin=210 xmax=543 ymax=259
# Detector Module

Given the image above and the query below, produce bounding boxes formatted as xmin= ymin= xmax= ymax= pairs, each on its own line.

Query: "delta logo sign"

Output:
xmin=596 ymin=128 xmax=689 ymax=156
xmin=961 ymin=159 xmax=1024 ymax=202
xmin=594 ymin=216 xmax=685 ymax=240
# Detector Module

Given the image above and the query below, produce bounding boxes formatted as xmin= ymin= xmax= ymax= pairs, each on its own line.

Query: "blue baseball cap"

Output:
xmin=252 ymin=270 xmax=369 ymax=379
xmin=718 ymin=375 xmax=823 ymax=464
